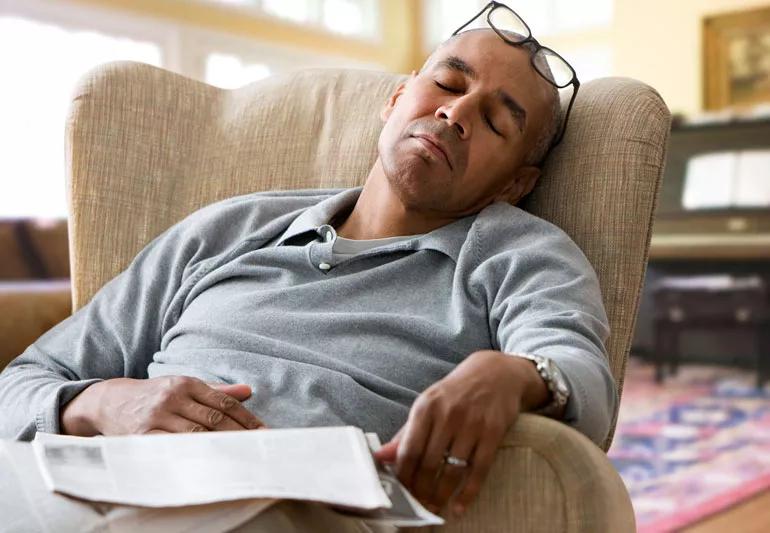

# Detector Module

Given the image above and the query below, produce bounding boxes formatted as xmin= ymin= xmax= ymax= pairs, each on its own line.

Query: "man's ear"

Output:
xmin=380 ymin=71 xmax=417 ymax=122
xmin=495 ymin=165 xmax=541 ymax=205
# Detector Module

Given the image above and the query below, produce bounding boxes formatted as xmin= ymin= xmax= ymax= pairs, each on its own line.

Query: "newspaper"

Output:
xmin=359 ymin=433 xmax=444 ymax=527
xmin=31 ymin=426 xmax=443 ymax=527
xmin=33 ymin=426 xmax=388 ymax=509
xmin=0 ymin=440 xmax=275 ymax=533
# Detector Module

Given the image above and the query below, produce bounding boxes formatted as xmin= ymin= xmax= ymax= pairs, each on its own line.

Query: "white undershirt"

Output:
xmin=315 ymin=224 xmax=421 ymax=258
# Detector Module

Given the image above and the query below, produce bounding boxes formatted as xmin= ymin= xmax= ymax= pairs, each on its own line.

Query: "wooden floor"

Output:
xmin=683 ymin=489 xmax=770 ymax=532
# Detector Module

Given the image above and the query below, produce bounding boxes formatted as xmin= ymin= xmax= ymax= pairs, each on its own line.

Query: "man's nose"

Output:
xmin=434 ymin=100 xmax=472 ymax=140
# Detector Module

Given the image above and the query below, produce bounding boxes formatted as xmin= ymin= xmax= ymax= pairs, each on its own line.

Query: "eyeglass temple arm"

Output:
xmin=553 ymin=81 xmax=580 ymax=147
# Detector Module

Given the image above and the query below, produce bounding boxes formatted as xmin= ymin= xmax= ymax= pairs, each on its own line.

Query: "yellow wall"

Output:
xmin=67 ymin=0 xmax=424 ymax=74
xmin=544 ymin=0 xmax=770 ymax=116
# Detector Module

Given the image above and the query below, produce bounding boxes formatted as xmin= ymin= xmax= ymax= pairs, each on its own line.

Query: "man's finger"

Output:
xmin=411 ymin=421 xmax=453 ymax=505
xmin=191 ymin=382 xmax=263 ymax=430
xmin=210 ymin=383 xmax=252 ymax=402
xmin=149 ymin=414 xmax=209 ymax=434
xmin=374 ymin=436 xmax=400 ymax=463
xmin=452 ymin=436 xmax=499 ymax=515
xmin=206 ymin=413 xmax=248 ymax=432
xmin=395 ymin=409 xmax=433 ymax=490
xmin=176 ymin=401 xmax=248 ymax=431
xmin=431 ymin=430 xmax=476 ymax=510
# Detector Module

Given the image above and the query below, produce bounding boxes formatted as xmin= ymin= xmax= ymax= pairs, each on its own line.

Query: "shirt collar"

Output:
xmin=274 ymin=187 xmax=362 ymax=246
xmin=275 ymin=186 xmax=477 ymax=263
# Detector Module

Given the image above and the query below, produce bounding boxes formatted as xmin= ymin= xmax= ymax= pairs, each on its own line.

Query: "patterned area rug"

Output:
xmin=609 ymin=358 xmax=770 ymax=532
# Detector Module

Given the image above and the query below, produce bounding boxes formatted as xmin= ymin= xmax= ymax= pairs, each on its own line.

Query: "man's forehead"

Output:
xmin=430 ymin=29 xmax=532 ymax=74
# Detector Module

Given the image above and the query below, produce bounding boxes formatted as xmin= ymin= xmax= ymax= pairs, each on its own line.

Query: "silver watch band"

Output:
xmin=510 ymin=353 xmax=570 ymax=418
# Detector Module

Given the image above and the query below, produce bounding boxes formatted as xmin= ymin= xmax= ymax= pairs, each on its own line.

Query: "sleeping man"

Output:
xmin=0 ymin=3 xmax=616 ymax=529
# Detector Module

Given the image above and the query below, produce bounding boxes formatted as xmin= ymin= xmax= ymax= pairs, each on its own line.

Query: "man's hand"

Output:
xmin=374 ymin=350 xmax=549 ymax=518
xmin=61 ymin=376 xmax=264 ymax=436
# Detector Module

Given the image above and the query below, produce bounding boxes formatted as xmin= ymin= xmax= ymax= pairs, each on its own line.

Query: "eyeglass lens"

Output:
xmin=453 ymin=2 xmax=578 ymax=148
xmin=456 ymin=4 xmax=575 ymax=89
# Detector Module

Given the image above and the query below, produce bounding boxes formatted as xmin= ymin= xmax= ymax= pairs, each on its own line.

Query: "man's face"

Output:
xmin=377 ymin=29 xmax=555 ymax=216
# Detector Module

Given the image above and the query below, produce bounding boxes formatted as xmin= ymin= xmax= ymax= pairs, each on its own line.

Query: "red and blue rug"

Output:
xmin=609 ymin=358 xmax=770 ymax=532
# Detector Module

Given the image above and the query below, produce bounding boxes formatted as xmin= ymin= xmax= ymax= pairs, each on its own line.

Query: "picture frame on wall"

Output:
xmin=703 ymin=6 xmax=770 ymax=110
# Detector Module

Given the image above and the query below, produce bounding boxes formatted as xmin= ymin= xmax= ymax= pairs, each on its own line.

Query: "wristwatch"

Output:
xmin=511 ymin=353 xmax=570 ymax=418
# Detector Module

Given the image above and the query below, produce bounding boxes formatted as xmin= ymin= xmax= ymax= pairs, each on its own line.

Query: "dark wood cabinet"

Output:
xmin=633 ymin=117 xmax=770 ymax=367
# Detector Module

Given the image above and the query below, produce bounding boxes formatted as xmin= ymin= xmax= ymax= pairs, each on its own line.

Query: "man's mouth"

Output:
xmin=411 ymin=134 xmax=453 ymax=170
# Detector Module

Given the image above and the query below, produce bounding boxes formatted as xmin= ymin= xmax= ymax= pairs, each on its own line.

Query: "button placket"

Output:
xmin=307 ymin=236 xmax=336 ymax=274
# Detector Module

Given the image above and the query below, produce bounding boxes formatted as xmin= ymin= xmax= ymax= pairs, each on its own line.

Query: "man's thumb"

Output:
xmin=211 ymin=383 xmax=252 ymax=401
xmin=374 ymin=437 xmax=400 ymax=463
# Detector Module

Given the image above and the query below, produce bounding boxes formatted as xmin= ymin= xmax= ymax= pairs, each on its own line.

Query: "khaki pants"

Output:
xmin=231 ymin=500 xmax=398 ymax=533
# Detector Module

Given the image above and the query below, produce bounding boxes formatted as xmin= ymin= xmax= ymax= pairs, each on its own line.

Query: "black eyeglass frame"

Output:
xmin=452 ymin=1 xmax=580 ymax=149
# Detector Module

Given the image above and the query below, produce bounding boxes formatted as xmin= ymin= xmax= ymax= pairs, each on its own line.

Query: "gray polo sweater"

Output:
xmin=0 ymin=188 xmax=616 ymax=444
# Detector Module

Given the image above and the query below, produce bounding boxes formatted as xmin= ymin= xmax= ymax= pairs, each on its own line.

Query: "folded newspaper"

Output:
xmin=1 ymin=440 xmax=276 ymax=533
xmin=31 ymin=426 xmax=443 ymax=528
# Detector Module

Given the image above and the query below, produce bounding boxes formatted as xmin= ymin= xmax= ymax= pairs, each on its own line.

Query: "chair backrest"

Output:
xmin=65 ymin=62 xmax=670 ymax=449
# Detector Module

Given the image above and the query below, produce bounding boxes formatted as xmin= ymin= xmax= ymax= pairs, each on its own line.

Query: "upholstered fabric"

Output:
xmin=66 ymin=65 xmax=400 ymax=310
xmin=403 ymin=414 xmax=636 ymax=533
xmin=65 ymin=61 xmax=669 ymax=531
xmin=520 ymin=78 xmax=670 ymax=448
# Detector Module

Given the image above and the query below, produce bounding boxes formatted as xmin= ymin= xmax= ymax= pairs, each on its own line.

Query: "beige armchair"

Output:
xmin=65 ymin=62 xmax=670 ymax=532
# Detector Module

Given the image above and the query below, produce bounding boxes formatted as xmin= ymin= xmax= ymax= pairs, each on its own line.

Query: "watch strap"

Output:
xmin=510 ymin=353 xmax=569 ymax=418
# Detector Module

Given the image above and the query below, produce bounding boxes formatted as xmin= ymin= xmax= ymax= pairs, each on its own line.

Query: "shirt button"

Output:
xmin=318 ymin=262 xmax=331 ymax=271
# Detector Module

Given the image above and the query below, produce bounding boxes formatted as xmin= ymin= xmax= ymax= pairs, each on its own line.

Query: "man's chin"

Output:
xmin=385 ymin=169 xmax=451 ymax=211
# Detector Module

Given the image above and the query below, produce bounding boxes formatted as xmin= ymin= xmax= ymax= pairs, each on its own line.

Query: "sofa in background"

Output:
xmin=0 ymin=219 xmax=72 ymax=370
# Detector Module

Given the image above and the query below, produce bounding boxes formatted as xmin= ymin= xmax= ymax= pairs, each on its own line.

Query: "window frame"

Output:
xmin=193 ymin=0 xmax=382 ymax=42
xmin=182 ymin=23 xmax=383 ymax=84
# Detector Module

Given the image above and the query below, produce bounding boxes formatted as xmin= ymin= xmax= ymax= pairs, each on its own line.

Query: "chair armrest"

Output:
xmin=0 ymin=281 xmax=72 ymax=371
xmin=404 ymin=414 xmax=635 ymax=533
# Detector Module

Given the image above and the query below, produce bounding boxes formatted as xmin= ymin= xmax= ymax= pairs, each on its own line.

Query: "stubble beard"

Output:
xmin=379 ymin=134 xmax=454 ymax=212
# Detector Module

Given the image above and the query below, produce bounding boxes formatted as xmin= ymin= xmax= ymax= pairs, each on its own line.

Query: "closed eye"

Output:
xmin=485 ymin=116 xmax=502 ymax=136
xmin=434 ymin=81 xmax=462 ymax=94
xmin=435 ymin=81 xmax=503 ymax=137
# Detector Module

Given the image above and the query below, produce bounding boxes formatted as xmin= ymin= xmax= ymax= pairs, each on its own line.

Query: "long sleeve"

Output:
xmin=471 ymin=205 xmax=617 ymax=446
xmin=0 ymin=229 xmax=201 ymax=440
xmin=0 ymin=192 xmax=291 ymax=441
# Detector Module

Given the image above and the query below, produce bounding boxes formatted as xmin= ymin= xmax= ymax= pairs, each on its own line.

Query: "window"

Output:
xmin=192 ymin=24 xmax=381 ymax=89
xmin=206 ymin=54 xmax=272 ymax=89
xmin=323 ymin=0 xmax=369 ymax=37
xmin=262 ymin=0 xmax=313 ymax=24
xmin=422 ymin=0 xmax=614 ymax=84
xmin=423 ymin=0 xmax=614 ymax=48
xmin=423 ymin=0 xmax=488 ymax=51
xmin=507 ymin=0 xmax=613 ymax=36
xmin=203 ymin=0 xmax=379 ymax=39
xmin=0 ymin=0 xmax=383 ymax=219
xmin=0 ymin=14 xmax=162 ymax=219
xmin=559 ymin=47 xmax=613 ymax=83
